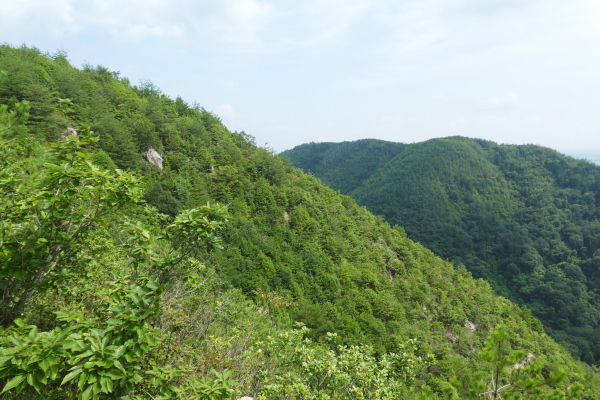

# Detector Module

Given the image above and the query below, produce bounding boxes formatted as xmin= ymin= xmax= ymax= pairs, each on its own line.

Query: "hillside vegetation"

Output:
xmin=283 ymin=137 xmax=600 ymax=365
xmin=1 ymin=44 xmax=599 ymax=399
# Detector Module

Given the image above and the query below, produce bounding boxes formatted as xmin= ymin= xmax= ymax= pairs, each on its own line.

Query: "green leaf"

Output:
xmin=146 ymin=280 xmax=159 ymax=290
xmin=81 ymin=384 xmax=94 ymax=400
xmin=100 ymin=376 xmax=113 ymax=393
xmin=46 ymin=355 xmax=60 ymax=367
xmin=113 ymin=345 xmax=126 ymax=358
xmin=26 ymin=373 xmax=34 ymax=387
xmin=28 ymin=326 xmax=38 ymax=340
xmin=75 ymin=350 xmax=95 ymax=361
xmin=1 ymin=374 xmax=26 ymax=393
xmin=78 ymin=371 xmax=89 ymax=389
xmin=13 ymin=319 xmax=26 ymax=328
xmin=9 ymin=336 xmax=23 ymax=347
xmin=35 ymin=369 xmax=47 ymax=385
xmin=61 ymin=367 xmax=83 ymax=385
xmin=0 ymin=356 xmax=12 ymax=368
xmin=50 ymin=363 xmax=60 ymax=380
xmin=103 ymin=370 xmax=123 ymax=380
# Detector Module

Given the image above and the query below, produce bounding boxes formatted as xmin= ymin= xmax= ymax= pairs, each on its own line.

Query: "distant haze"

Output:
xmin=1 ymin=0 xmax=599 ymax=155
xmin=563 ymin=149 xmax=600 ymax=165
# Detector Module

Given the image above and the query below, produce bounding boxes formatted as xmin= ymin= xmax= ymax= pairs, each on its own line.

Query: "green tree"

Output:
xmin=0 ymin=127 xmax=143 ymax=326
xmin=470 ymin=326 xmax=582 ymax=399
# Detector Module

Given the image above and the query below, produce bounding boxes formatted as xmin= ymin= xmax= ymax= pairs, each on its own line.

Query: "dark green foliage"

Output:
xmin=144 ymin=181 xmax=180 ymax=216
xmin=284 ymin=136 xmax=600 ymax=365
xmin=281 ymin=139 xmax=406 ymax=193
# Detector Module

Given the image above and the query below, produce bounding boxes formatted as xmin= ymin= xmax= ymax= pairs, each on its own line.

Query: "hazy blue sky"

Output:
xmin=2 ymin=0 xmax=599 ymax=157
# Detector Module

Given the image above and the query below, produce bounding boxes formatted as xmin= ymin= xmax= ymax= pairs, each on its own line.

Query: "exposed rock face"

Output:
xmin=144 ymin=147 xmax=163 ymax=170
xmin=61 ymin=127 xmax=78 ymax=139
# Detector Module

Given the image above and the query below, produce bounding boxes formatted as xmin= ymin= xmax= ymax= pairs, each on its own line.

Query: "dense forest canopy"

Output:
xmin=0 ymin=44 xmax=599 ymax=399
xmin=283 ymin=137 xmax=600 ymax=365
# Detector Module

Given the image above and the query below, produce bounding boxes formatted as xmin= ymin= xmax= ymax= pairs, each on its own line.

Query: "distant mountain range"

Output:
xmin=283 ymin=137 xmax=600 ymax=364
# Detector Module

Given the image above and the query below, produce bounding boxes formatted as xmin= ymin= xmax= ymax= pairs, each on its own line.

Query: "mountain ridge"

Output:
xmin=283 ymin=136 xmax=600 ymax=364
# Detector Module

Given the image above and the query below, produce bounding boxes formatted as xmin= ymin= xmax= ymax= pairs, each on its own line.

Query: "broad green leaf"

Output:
xmin=113 ymin=345 xmax=126 ymax=358
xmin=61 ymin=367 xmax=83 ymax=385
xmin=28 ymin=326 xmax=38 ymax=340
xmin=50 ymin=364 xmax=59 ymax=380
xmin=35 ymin=369 xmax=47 ymax=385
xmin=8 ymin=336 xmax=23 ymax=347
xmin=100 ymin=376 xmax=113 ymax=393
xmin=1 ymin=374 xmax=26 ymax=393
xmin=123 ymin=352 xmax=135 ymax=362
xmin=26 ymin=373 xmax=34 ymax=387
xmin=76 ymin=350 xmax=95 ymax=360
xmin=13 ymin=319 xmax=26 ymax=328
xmin=46 ymin=355 xmax=60 ymax=366
xmin=81 ymin=384 xmax=94 ymax=400
xmin=78 ymin=371 xmax=89 ymax=389
xmin=0 ymin=356 xmax=12 ymax=368
xmin=104 ymin=370 xmax=123 ymax=380
xmin=146 ymin=281 xmax=159 ymax=290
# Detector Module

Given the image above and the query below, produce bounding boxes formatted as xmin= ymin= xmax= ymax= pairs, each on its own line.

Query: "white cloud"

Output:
xmin=0 ymin=0 xmax=79 ymax=33
xmin=0 ymin=0 xmax=187 ymax=40
xmin=89 ymin=0 xmax=175 ymax=25
xmin=375 ymin=2 xmax=446 ymax=57
xmin=215 ymin=103 xmax=235 ymax=119
xmin=125 ymin=24 xmax=185 ymax=40
xmin=482 ymin=92 xmax=518 ymax=111
xmin=197 ymin=0 xmax=274 ymax=45
xmin=371 ymin=0 xmax=558 ymax=63
xmin=1 ymin=0 xmax=373 ymax=51
xmin=192 ymin=0 xmax=374 ymax=51
xmin=294 ymin=0 xmax=375 ymax=46
xmin=85 ymin=0 xmax=187 ymax=40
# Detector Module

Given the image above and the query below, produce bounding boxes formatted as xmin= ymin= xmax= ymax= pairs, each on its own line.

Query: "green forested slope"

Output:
xmin=284 ymin=136 xmax=600 ymax=365
xmin=1 ymin=45 xmax=598 ymax=399
xmin=282 ymin=139 xmax=406 ymax=193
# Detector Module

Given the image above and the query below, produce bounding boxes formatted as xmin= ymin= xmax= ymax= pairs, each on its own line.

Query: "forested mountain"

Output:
xmin=283 ymin=140 xmax=407 ymax=194
xmin=1 ymin=44 xmax=599 ymax=399
xmin=283 ymin=137 xmax=600 ymax=365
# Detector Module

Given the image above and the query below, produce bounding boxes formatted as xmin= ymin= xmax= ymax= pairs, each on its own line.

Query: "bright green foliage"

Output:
xmin=167 ymin=205 xmax=228 ymax=252
xmin=120 ymin=203 xmax=227 ymax=281
xmin=0 ymin=280 xmax=160 ymax=399
xmin=257 ymin=325 xmax=432 ymax=400
xmin=0 ymin=120 xmax=232 ymax=398
xmin=0 ymin=72 xmax=233 ymax=397
xmin=0 ymin=71 xmax=29 ymax=134
xmin=284 ymin=137 xmax=600 ymax=364
xmin=470 ymin=325 xmax=582 ymax=399
xmin=172 ymin=370 xmax=237 ymax=400
xmin=2 ymin=44 xmax=600 ymax=399
xmin=139 ymin=367 xmax=236 ymax=400
xmin=0 ymin=126 xmax=142 ymax=325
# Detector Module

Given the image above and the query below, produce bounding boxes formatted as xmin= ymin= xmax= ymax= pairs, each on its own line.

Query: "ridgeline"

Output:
xmin=283 ymin=136 xmax=600 ymax=366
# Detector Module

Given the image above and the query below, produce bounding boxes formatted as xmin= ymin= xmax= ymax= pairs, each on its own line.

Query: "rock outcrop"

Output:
xmin=61 ymin=127 xmax=78 ymax=139
xmin=144 ymin=147 xmax=163 ymax=170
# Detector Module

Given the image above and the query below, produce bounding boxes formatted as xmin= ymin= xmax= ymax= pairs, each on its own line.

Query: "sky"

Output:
xmin=1 ymin=0 xmax=600 ymax=160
